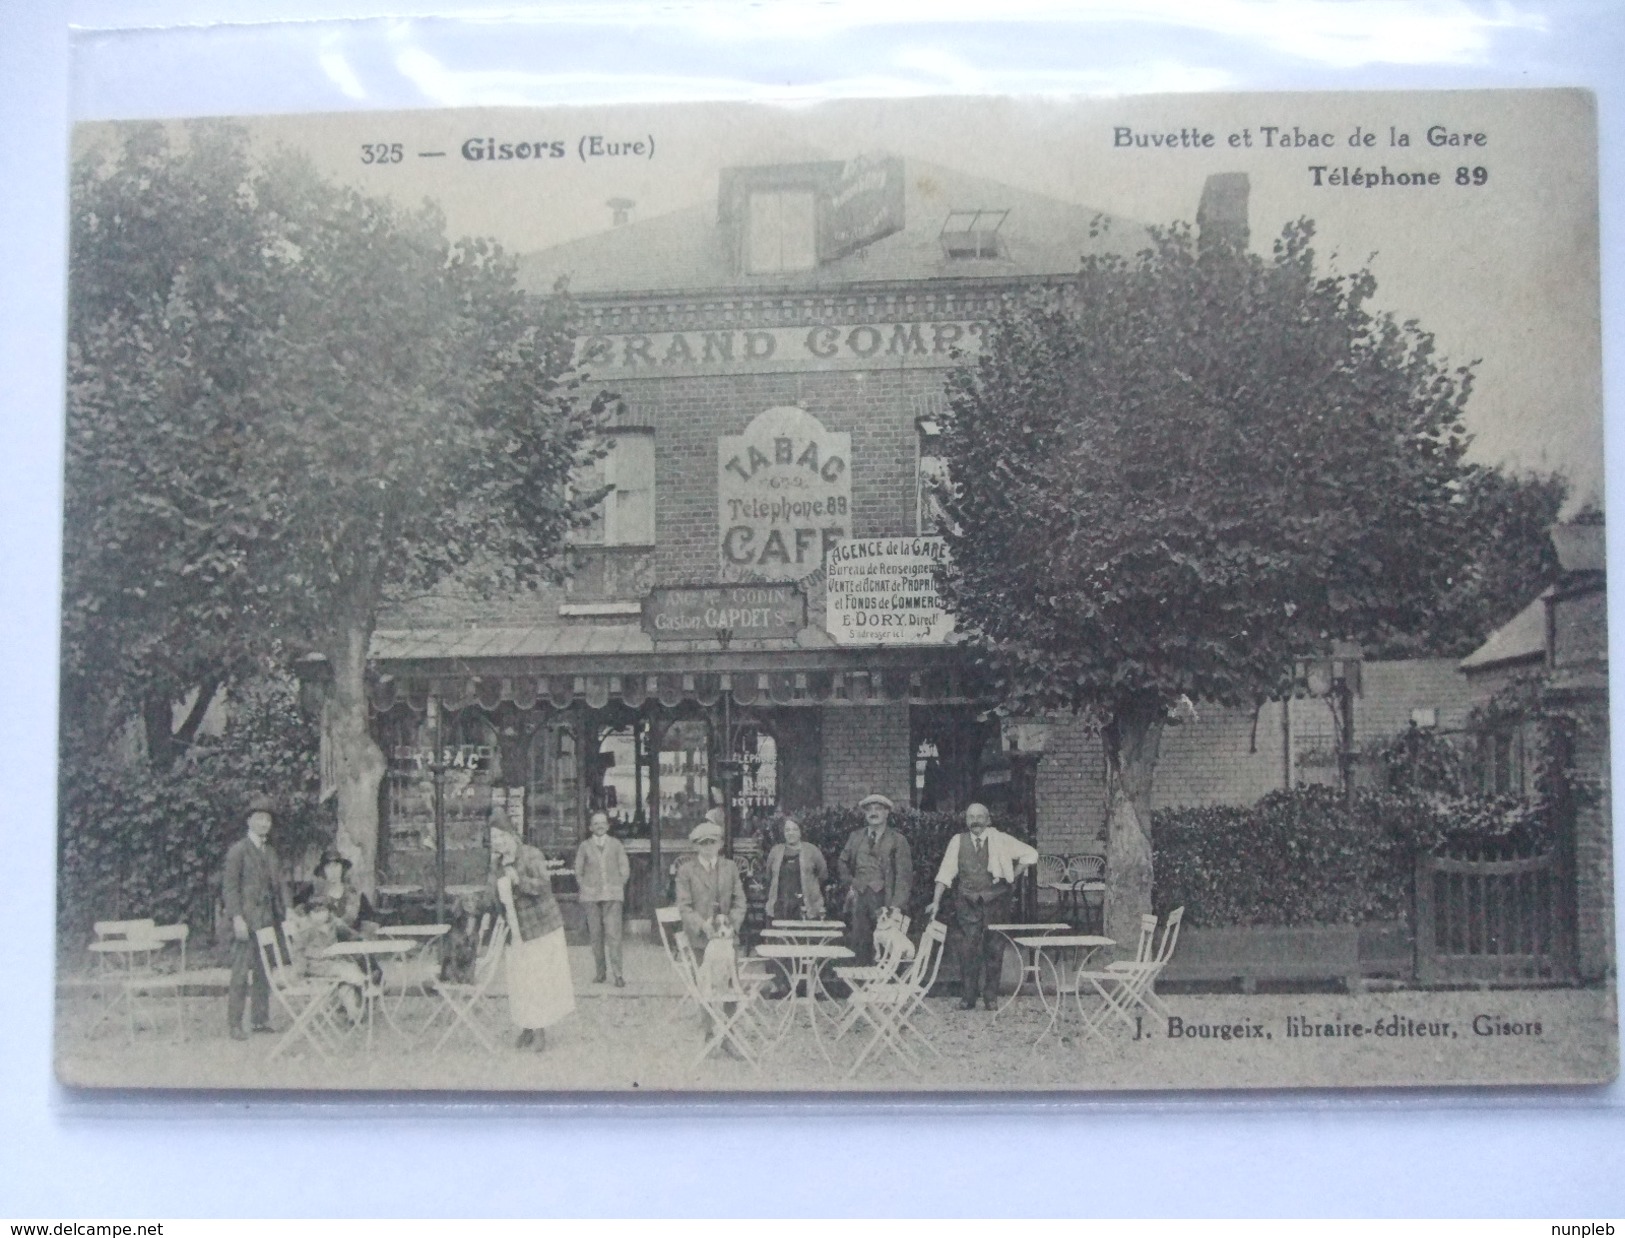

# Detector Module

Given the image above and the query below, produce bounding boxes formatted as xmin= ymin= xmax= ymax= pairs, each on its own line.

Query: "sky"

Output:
xmin=77 ymin=88 xmax=1605 ymax=507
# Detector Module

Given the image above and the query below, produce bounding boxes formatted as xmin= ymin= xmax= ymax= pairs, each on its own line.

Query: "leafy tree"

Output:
xmin=64 ymin=122 xmax=281 ymax=766
xmin=935 ymin=220 xmax=1474 ymax=948
xmin=58 ymin=669 xmax=327 ymax=939
xmin=64 ymin=123 xmax=612 ymax=891
xmin=243 ymin=153 xmax=612 ymax=891
xmin=1374 ymin=466 xmax=1568 ymax=660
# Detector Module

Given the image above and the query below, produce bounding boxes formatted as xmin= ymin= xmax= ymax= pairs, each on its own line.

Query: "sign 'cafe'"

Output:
xmin=353 ymin=150 xmax=1147 ymax=920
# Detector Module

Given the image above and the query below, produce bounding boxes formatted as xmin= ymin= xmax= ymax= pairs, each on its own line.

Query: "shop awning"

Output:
xmin=350 ymin=623 xmax=988 ymax=713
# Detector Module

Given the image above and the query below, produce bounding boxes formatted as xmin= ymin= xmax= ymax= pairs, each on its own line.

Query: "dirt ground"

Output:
xmin=55 ymin=941 xmax=1619 ymax=1094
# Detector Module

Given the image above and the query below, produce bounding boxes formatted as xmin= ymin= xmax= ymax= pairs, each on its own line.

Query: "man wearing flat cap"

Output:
xmin=839 ymin=793 xmax=912 ymax=966
xmin=674 ymin=809 xmax=747 ymax=955
xmin=674 ymin=810 xmax=749 ymax=1052
xmin=223 ymin=794 xmax=289 ymax=1040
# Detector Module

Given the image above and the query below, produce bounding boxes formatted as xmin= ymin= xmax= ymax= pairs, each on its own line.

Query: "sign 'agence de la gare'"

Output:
xmin=641 ymin=583 xmax=807 ymax=642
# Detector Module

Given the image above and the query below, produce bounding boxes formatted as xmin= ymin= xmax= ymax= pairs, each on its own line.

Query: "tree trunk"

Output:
xmin=1103 ymin=699 xmax=1164 ymax=960
xmin=325 ymin=621 xmax=386 ymax=898
xmin=141 ymin=691 xmax=179 ymax=770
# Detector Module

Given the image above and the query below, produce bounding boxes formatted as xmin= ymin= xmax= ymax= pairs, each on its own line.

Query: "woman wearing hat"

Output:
xmin=313 ymin=847 xmax=375 ymax=933
xmin=489 ymin=810 xmax=575 ymax=1051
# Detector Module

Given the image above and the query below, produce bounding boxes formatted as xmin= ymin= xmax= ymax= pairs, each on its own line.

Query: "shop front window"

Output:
xmin=527 ymin=720 xmax=580 ymax=853
xmin=596 ymin=722 xmax=652 ymax=831
xmin=730 ymin=723 xmax=779 ymax=834
xmin=383 ymin=708 xmax=508 ymax=886
xmin=657 ymin=718 xmax=712 ymax=841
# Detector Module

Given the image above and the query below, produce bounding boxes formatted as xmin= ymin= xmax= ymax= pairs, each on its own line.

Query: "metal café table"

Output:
xmin=753 ymin=941 xmax=854 ymax=1063
xmin=760 ymin=926 xmax=844 ymax=944
xmin=1013 ymin=934 xmax=1115 ymax=1043
xmin=376 ymin=924 xmax=451 ymax=1013
xmin=986 ymin=922 xmax=1071 ymax=1018
xmin=319 ymin=938 xmax=418 ymax=1047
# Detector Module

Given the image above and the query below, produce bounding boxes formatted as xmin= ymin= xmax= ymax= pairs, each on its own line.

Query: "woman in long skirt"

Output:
xmin=490 ymin=815 xmax=575 ymax=1051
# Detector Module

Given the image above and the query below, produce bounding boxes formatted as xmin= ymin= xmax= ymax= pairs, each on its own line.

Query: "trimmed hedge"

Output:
xmin=1151 ymin=786 xmax=1413 ymax=928
xmin=1151 ymin=778 xmax=1550 ymax=929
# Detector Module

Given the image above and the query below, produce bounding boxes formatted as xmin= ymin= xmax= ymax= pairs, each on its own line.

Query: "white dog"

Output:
xmin=872 ymin=907 xmax=916 ymax=969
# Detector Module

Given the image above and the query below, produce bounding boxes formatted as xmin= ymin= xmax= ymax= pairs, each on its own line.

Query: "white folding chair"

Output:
xmin=655 ymin=907 xmax=768 ymax=1069
xmin=256 ymin=926 xmax=344 ymax=1060
xmin=422 ymin=913 xmax=511 ymax=1056
xmin=1120 ymin=906 xmax=1182 ymax=1022
xmin=86 ymin=919 xmax=159 ymax=1038
xmin=841 ymin=919 xmax=949 ymax=1076
xmin=122 ymin=922 xmax=230 ymax=1042
xmin=1078 ymin=908 xmax=1184 ymax=1038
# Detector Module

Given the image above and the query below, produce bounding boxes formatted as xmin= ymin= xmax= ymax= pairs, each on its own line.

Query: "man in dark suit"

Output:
xmin=223 ymin=794 xmax=289 ymax=1040
xmin=838 ymin=793 xmax=913 ymax=965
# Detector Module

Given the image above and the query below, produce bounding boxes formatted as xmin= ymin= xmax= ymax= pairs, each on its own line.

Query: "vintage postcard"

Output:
xmin=56 ymin=89 xmax=1615 ymax=1092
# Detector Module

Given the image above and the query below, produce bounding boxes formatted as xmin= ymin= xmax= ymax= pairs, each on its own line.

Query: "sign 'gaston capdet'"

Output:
xmin=641 ymin=584 xmax=806 ymax=641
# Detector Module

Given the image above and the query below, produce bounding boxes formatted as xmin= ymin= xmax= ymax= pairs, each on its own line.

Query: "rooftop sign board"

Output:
xmin=821 ymin=154 xmax=905 ymax=261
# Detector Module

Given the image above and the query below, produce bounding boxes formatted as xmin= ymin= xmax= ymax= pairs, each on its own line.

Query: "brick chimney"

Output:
xmin=1196 ymin=172 xmax=1249 ymax=255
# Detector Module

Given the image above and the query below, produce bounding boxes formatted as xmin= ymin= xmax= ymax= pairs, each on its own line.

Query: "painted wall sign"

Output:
xmin=577 ymin=320 xmax=987 ymax=377
xmin=825 ymin=536 xmax=955 ymax=645
xmin=718 ymin=406 xmax=851 ymax=583
xmin=642 ymin=583 xmax=806 ymax=641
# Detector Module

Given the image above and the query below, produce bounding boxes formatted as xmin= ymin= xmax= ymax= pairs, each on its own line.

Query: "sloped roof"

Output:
xmin=517 ymin=157 xmax=1149 ymax=297
xmin=1551 ymin=522 xmax=1605 ymax=574
xmin=1459 ymin=592 xmax=1549 ymax=673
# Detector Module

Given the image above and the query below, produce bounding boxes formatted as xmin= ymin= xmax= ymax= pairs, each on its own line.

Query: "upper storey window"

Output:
xmin=745 ymin=190 xmax=817 ymax=274
xmin=572 ymin=431 xmax=655 ymax=547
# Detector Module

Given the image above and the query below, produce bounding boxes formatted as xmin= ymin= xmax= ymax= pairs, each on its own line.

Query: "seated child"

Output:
xmin=286 ymin=898 xmax=367 ymax=1023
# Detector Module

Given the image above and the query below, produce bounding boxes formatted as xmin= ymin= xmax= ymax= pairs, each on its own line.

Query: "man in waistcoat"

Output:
xmin=928 ymin=802 xmax=1038 ymax=1010
xmin=222 ymin=794 xmax=289 ymax=1039
xmin=838 ymin=793 xmax=912 ymax=966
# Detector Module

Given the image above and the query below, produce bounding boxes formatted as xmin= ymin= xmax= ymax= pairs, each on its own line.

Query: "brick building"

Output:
xmin=365 ymin=153 xmax=1155 ymax=915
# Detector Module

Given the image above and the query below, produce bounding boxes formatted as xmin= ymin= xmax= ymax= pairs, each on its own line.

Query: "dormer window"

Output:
xmin=940 ymin=208 xmax=1008 ymax=259
xmin=746 ymin=190 xmax=817 ymax=273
